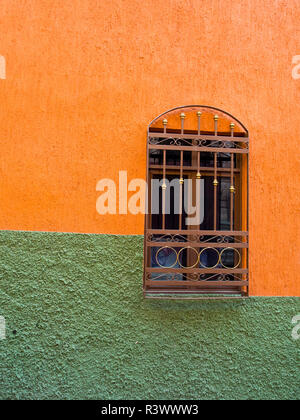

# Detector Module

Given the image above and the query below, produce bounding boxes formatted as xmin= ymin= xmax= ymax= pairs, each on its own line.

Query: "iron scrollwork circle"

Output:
xmin=220 ymin=247 xmax=241 ymax=269
xmin=199 ymin=247 xmax=220 ymax=269
xmin=177 ymin=246 xmax=199 ymax=269
xmin=155 ymin=246 xmax=178 ymax=268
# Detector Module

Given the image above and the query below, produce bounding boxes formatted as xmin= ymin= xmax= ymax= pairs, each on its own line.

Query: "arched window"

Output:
xmin=143 ymin=106 xmax=249 ymax=299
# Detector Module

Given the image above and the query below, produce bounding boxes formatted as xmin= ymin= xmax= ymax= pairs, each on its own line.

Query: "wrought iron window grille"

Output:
xmin=143 ymin=106 xmax=249 ymax=299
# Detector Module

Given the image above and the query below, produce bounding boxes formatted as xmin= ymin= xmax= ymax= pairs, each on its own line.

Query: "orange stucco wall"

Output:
xmin=0 ymin=0 xmax=299 ymax=296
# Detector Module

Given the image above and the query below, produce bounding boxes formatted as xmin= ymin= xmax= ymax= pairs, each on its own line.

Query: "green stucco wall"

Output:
xmin=0 ymin=231 xmax=299 ymax=400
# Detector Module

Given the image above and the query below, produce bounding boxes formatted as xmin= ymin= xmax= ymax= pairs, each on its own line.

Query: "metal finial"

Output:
xmin=196 ymin=172 xmax=201 ymax=179
xmin=214 ymin=115 xmax=219 ymax=121
xmin=179 ymin=178 xmax=184 ymax=184
xmin=162 ymin=119 xmax=168 ymax=125
xmin=162 ymin=183 xmax=167 ymax=190
xmin=229 ymin=185 xmax=235 ymax=193
xmin=180 ymin=113 xmax=186 ymax=119
xmin=197 ymin=111 xmax=202 ymax=117
xmin=230 ymin=122 xmax=235 ymax=128
xmin=213 ymin=179 xmax=219 ymax=186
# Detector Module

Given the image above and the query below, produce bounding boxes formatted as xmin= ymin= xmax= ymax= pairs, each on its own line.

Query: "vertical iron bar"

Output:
xmin=230 ymin=153 xmax=234 ymax=230
xmin=197 ymin=111 xmax=201 ymax=135
xmin=180 ymin=113 xmax=185 ymax=134
xmin=163 ymin=118 xmax=167 ymax=134
xmin=214 ymin=115 xmax=218 ymax=136
xmin=230 ymin=122 xmax=235 ymax=137
xmin=196 ymin=150 xmax=201 ymax=179
xmin=230 ymin=122 xmax=235 ymax=230
xmin=213 ymin=152 xmax=218 ymax=230
xmin=196 ymin=111 xmax=201 ymax=217
xmin=162 ymin=149 xmax=166 ymax=229
xmin=179 ymin=113 xmax=185 ymax=229
xmin=179 ymin=150 xmax=183 ymax=229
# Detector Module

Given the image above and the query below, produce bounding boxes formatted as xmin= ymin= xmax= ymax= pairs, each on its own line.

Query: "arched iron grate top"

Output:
xmin=148 ymin=105 xmax=249 ymax=154
xmin=148 ymin=105 xmax=248 ymax=135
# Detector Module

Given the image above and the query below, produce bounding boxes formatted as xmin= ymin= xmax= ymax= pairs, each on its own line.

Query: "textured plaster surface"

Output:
xmin=0 ymin=231 xmax=299 ymax=400
xmin=0 ymin=1 xmax=300 ymax=296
